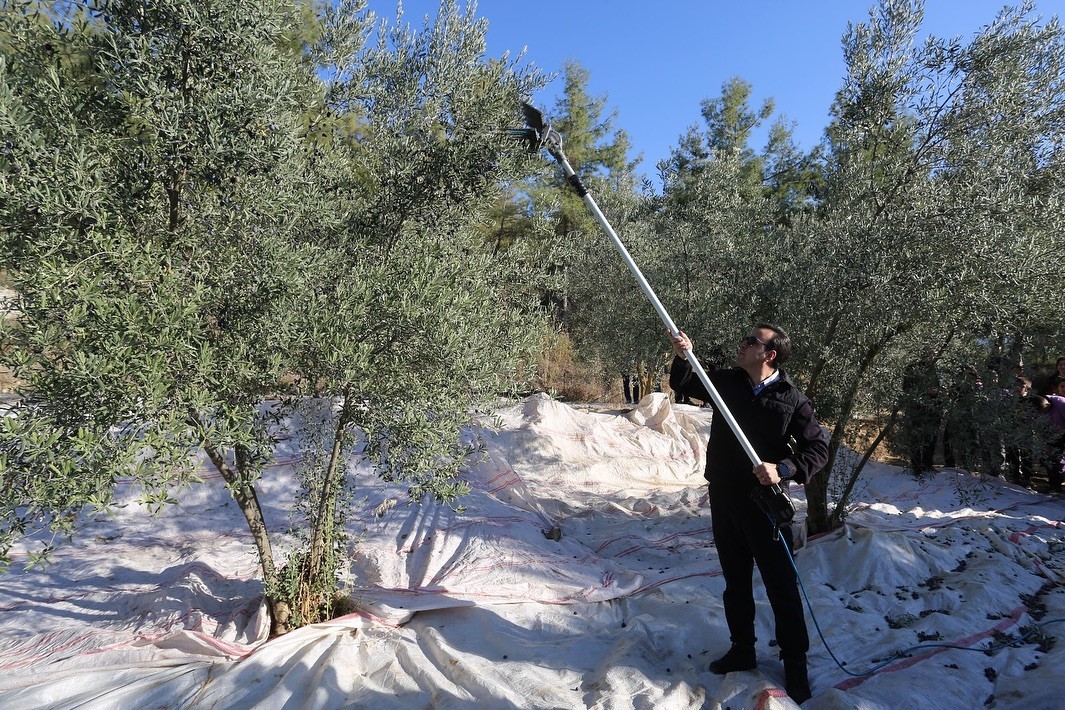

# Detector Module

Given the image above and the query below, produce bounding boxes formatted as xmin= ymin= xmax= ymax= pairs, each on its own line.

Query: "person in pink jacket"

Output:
xmin=1036 ymin=379 xmax=1065 ymax=493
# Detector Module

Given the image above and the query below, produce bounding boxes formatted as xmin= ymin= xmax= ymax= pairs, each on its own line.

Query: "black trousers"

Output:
xmin=710 ymin=490 xmax=809 ymax=657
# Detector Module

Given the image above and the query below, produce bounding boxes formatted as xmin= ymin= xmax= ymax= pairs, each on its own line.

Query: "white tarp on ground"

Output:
xmin=1 ymin=392 xmax=1063 ymax=709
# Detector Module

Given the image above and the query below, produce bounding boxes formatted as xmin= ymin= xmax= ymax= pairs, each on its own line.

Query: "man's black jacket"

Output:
xmin=669 ymin=357 xmax=829 ymax=499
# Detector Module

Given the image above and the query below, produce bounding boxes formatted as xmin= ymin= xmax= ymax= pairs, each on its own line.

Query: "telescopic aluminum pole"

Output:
xmin=515 ymin=103 xmax=764 ymax=469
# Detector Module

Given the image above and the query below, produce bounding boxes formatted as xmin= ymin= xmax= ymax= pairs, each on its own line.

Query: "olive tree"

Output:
xmin=0 ymin=0 xmax=544 ymax=632
xmin=777 ymin=0 xmax=1065 ymax=532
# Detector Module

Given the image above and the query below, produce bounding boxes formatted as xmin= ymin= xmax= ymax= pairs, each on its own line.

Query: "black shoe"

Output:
xmin=782 ymin=654 xmax=811 ymax=704
xmin=708 ymin=645 xmax=756 ymax=674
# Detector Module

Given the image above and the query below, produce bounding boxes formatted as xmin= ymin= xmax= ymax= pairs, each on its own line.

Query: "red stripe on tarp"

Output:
xmin=833 ymin=605 xmax=1025 ymax=691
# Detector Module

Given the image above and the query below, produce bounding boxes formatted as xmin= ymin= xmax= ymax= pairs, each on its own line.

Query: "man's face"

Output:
xmin=736 ymin=327 xmax=776 ymax=369
xmin=1056 ymin=380 xmax=1065 ymax=397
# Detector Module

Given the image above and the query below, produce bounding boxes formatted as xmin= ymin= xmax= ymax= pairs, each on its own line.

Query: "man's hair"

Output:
xmin=755 ymin=322 xmax=792 ymax=366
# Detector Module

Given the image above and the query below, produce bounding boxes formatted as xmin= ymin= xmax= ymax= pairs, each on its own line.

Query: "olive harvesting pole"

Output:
xmin=511 ymin=102 xmax=765 ymax=470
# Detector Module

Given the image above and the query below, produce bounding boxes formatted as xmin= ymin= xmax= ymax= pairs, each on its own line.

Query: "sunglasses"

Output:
xmin=740 ymin=335 xmax=770 ymax=348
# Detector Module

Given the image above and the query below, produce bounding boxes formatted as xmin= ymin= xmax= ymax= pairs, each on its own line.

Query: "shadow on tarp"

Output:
xmin=190 ymin=599 xmax=536 ymax=709
xmin=348 ymin=480 xmax=725 ymax=626
xmin=193 ymin=592 xmax=731 ymax=709
xmin=0 ymin=559 xmax=264 ymax=640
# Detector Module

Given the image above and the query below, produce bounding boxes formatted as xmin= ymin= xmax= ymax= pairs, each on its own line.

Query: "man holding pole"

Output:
xmin=669 ymin=324 xmax=828 ymax=704
xmin=517 ymin=103 xmax=827 ymax=703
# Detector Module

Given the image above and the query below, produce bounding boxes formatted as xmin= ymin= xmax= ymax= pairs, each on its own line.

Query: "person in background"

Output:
xmin=1035 ymin=378 xmax=1065 ymax=494
xmin=622 ymin=373 xmax=639 ymax=404
xmin=668 ymin=324 xmax=828 ymax=704
xmin=1038 ymin=356 xmax=1065 ymax=396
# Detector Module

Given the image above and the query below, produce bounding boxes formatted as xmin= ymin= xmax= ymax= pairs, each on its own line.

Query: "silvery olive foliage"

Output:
xmin=783 ymin=0 xmax=1065 ymax=533
xmin=0 ymin=0 xmax=545 ymax=631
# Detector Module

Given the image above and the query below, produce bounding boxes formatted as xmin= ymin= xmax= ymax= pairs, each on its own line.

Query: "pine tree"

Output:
xmin=520 ymin=60 xmax=637 ymax=325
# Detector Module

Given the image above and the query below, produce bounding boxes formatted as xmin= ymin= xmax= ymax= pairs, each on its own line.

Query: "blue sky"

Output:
xmin=369 ymin=1 xmax=1065 ymax=184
